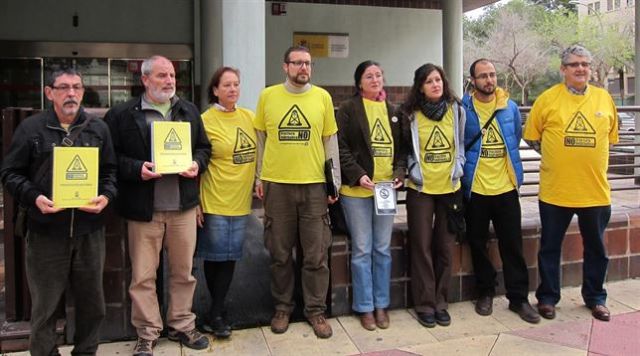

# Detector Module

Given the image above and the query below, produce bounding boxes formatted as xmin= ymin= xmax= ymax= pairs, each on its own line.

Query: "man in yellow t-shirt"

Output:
xmin=254 ymin=46 xmax=340 ymax=339
xmin=462 ymin=59 xmax=539 ymax=324
xmin=523 ymin=45 xmax=618 ymax=323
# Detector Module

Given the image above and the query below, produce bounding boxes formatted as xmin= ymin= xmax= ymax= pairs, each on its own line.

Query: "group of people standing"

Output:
xmin=0 ymin=43 xmax=617 ymax=356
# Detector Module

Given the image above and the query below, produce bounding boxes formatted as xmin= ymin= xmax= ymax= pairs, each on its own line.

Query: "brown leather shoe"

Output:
xmin=270 ymin=310 xmax=290 ymax=334
xmin=308 ymin=314 xmax=333 ymax=338
xmin=374 ymin=308 xmax=390 ymax=329
xmin=509 ymin=302 xmax=541 ymax=324
xmin=591 ymin=304 xmax=611 ymax=322
xmin=475 ymin=295 xmax=493 ymax=316
xmin=537 ymin=303 xmax=556 ymax=320
xmin=359 ymin=312 xmax=376 ymax=331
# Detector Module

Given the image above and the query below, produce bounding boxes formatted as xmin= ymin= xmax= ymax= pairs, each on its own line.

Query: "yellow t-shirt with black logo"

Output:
xmin=254 ymin=84 xmax=337 ymax=183
xmin=408 ymin=108 xmax=460 ymax=195
xmin=200 ymin=107 xmax=257 ymax=215
xmin=341 ymin=98 xmax=394 ymax=198
xmin=472 ymin=96 xmax=514 ymax=195
xmin=523 ymin=83 xmax=619 ymax=207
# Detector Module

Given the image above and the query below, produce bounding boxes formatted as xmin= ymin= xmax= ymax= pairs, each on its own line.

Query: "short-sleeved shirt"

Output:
xmin=199 ymin=107 xmax=256 ymax=216
xmin=523 ymin=83 xmax=618 ymax=207
xmin=254 ymin=84 xmax=337 ymax=183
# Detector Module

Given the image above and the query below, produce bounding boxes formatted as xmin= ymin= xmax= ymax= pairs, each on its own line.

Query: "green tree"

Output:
xmin=464 ymin=0 xmax=634 ymax=102
xmin=464 ymin=0 xmax=550 ymax=104
xmin=526 ymin=0 xmax=576 ymax=11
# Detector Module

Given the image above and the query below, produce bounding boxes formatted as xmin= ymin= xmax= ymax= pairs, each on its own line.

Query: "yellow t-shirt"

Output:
xmin=523 ymin=83 xmax=619 ymax=207
xmin=472 ymin=96 xmax=515 ymax=195
xmin=199 ymin=107 xmax=257 ymax=215
xmin=408 ymin=108 xmax=460 ymax=195
xmin=341 ymin=99 xmax=394 ymax=198
xmin=254 ymin=84 xmax=337 ymax=183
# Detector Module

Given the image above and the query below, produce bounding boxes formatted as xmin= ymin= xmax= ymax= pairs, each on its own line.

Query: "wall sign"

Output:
xmin=293 ymin=32 xmax=349 ymax=58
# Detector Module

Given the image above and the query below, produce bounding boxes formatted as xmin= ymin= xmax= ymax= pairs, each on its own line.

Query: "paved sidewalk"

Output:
xmin=8 ymin=278 xmax=639 ymax=356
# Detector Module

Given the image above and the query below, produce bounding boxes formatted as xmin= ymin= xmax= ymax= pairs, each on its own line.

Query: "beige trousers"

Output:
xmin=127 ymin=208 xmax=197 ymax=340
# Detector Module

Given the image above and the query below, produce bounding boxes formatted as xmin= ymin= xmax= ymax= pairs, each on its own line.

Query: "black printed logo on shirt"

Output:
xmin=233 ymin=128 xmax=256 ymax=164
xmin=278 ymin=104 xmax=311 ymax=142
xmin=371 ymin=118 xmax=392 ymax=157
xmin=423 ymin=126 xmax=452 ymax=163
xmin=564 ymin=112 xmax=596 ymax=147
xmin=480 ymin=123 xmax=506 ymax=158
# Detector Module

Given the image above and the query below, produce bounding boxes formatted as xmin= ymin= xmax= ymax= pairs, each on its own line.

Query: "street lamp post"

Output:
xmin=569 ymin=0 xmax=604 ymax=28
xmin=568 ymin=0 xmax=605 ymax=84
xmin=571 ymin=1 xmax=640 ymax=183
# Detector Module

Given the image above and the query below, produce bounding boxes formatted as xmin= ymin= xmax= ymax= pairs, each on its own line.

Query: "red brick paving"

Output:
xmin=510 ymin=311 xmax=640 ymax=354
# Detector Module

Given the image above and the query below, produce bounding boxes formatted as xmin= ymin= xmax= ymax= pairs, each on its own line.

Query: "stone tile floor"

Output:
xmin=7 ymin=278 xmax=639 ymax=356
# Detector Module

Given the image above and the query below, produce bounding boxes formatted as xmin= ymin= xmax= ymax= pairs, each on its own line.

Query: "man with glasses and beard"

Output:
xmin=254 ymin=46 xmax=340 ymax=338
xmin=105 ymin=55 xmax=211 ymax=354
xmin=461 ymin=59 xmax=540 ymax=324
xmin=524 ymin=45 xmax=618 ymax=322
xmin=1 ymin=68 xmax=117 ymax=355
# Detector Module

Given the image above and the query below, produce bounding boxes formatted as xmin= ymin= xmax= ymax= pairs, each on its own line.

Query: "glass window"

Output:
xmin=615 ymin=0 xmax=621 ymax=8
xmin=607 ymin=0 xmax=613 ymax=10
xmin=110 ymin=59 xmax=192 ymax=107
xmin=44 ymin=58 xmax=109 ymax=108
xmin=0 ymin=58 xmax=43 ymax=111
xmin=0 ymin=57 xmax=193 ymax=110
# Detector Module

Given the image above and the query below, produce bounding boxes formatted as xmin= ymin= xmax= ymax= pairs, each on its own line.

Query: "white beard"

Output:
xmin=149 ymin=87 xmax=176 ymax=103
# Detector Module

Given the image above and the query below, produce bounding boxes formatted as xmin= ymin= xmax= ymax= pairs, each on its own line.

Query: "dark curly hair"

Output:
xmin=401 ymin=63 xmax=458 ymax=114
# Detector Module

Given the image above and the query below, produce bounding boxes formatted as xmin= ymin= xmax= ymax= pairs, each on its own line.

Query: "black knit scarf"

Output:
xmin=419 ymin=97 xmax=448 ymax=121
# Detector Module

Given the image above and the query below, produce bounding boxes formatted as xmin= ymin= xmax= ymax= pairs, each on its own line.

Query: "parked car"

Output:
xmin=617 ymin=113 xmax=636 ymax=143
xmin=618 ymin=113 xmax=635 ymax=132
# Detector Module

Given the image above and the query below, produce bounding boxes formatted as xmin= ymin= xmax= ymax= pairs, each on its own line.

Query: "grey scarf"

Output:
xmin=419 ymin=97 xmax=448 ymax=121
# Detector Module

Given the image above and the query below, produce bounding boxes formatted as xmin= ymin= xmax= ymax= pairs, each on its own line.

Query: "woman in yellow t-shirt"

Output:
xmin=400 ymin=63 xmax=466 ymax=328
xmin=196 ymin=67 xmax=257 ymax=338
xmin=336 ymin=60 xmax=406 ymax=331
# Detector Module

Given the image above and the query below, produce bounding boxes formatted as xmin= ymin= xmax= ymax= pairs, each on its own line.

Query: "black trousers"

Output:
xmin=26 ymin=228 xmax=106 ymax=356
xmin=465 ymin=189 xmax=529 ymax=304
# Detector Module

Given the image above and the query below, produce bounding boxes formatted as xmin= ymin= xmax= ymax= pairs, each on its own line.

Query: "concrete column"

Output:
xmin=442 ymin=0 xmax=463 ymax=97
xmin=199 ymin=0 xmax=265 ymax=111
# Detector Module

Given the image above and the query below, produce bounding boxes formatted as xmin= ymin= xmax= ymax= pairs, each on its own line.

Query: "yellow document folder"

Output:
xmin=151 ymin=121 xmax=192 ymax=174
xmin=52 ymin=146 xmax=99 ymax=208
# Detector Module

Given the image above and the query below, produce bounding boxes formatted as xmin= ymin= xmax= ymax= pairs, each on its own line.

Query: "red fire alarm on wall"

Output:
xmin=271 ymin=2 xmax=287 ymax=16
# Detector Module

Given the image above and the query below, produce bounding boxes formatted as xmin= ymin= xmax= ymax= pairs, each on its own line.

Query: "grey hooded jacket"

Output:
xmin=405 ymin=102 xmax=466 ymax=192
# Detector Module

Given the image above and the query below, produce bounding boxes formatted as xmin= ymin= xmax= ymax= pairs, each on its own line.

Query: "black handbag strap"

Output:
xmin=465 ymin=110 xmax=498 ymax=151
xmin=35 ymin=115 xmax=94 ymax=179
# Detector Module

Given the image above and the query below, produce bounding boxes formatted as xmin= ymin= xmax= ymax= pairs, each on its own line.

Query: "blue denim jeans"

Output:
xmin=196 ymin=214 xmax=249 ymax=261
xmin=536 ymin=201 xmax=611 ymax=307
xmin=341 ymin=196 xmax=394 ymax=312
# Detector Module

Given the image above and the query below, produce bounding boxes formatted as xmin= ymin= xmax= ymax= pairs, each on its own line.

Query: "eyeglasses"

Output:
xmin=563 ymin=62 xmax=591 ymax=68
xmin=286 ymin=61 xmax=313 ymax=68
xmin=51 ymin=84 xmax=85 ymax=92
xmin=475 ymin=72 xmax=497 ymax=80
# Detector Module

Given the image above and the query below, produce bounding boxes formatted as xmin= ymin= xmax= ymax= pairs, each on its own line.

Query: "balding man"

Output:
xmin=105 ymin=55 xmax=211 ymax=354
